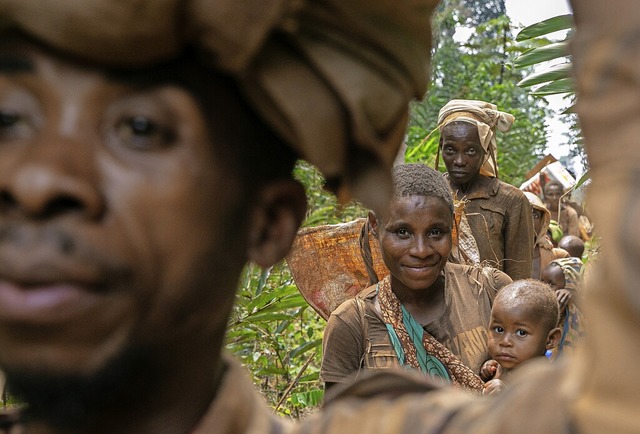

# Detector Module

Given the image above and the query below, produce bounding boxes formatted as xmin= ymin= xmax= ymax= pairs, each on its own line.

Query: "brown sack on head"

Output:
xmin=0 ymin=0 xmax=439 ymax=211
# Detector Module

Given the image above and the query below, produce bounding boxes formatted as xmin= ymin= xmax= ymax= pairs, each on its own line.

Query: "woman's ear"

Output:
xmin=246 ymin=179 xmax=307 ymax=268
xmin=546 ymin=327 xmax=563 ymax=350
xmin=368 ymin=210 xmax=379 ymax=237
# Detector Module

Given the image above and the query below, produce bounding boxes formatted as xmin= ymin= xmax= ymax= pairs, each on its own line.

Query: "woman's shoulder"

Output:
xmin=330 ymin=284 xmax=377 ymax=319
xmin=496 ymin=179 xmax=528 ymax=200
xmin=444 ymin=262 xmax=512 ymax=291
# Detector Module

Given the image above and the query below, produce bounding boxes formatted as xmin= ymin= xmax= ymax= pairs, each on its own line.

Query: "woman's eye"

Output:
xmin=466 ymin=148 xmax=477 ymax=155
xmin=428 ymin=228 xmax=444 ymax=237
xmin=115 ymin=116 xmax=174 ymax=150
xmin=516 ymin=329 xmax=528 ymax=337
xmin=395 ymin=228 xmax=409 ymax=237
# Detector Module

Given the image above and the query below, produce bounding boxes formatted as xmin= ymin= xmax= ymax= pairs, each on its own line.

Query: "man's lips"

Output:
xmin=0 ymin=280 xmax=102 ymax=324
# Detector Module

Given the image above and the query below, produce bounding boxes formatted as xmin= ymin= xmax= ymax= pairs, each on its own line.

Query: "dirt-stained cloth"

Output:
xmin=320 ymin=263 xmax=511 ymax=384
xmin=452 ymin=175 xmax=534 ymax=281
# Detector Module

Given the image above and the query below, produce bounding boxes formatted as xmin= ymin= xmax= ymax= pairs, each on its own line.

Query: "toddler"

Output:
xmin=481 ymin=279 xmax=561 ymax=394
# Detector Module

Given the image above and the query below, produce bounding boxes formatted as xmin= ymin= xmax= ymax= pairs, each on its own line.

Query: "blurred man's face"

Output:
xmin=0 ymin=39 xmax=248 ymax=381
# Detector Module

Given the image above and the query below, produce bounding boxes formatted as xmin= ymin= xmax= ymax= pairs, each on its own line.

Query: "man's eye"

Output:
xmin=0 ymin=110 xmax=19 ymax=127
xmin=0 ymin=110 xmax=33 ymax=140
xmin=516 ymin=329 xmax=528 ymax=337
xmin=115 ymin=116 xmax=174 ymax=150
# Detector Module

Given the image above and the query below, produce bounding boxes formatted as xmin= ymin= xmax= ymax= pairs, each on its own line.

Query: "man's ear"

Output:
xmin=368 ymin=210 xmax=379 ymax=237
xmin=246 ymin=179 xmax=307 ymax=268
xmin=546 ymin=327 xmax=563 ymax=350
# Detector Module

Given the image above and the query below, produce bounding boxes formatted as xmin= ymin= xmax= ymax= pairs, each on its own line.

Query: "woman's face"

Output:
xmin=372 ymin=195 xmax=452 ymax=292
xmin=440 ymin=122 xmax=485 ymax=188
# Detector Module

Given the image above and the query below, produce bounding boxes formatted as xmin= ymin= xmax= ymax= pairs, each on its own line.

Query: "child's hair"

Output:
xmin=392 ymin=164 xmax=454 ymax=214
xmin=494 ymin=279 xmax=560 ymax=330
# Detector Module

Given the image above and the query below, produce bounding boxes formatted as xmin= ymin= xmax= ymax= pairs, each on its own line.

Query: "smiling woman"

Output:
xmin=320 ymin=164 xmax=512 ymax=393
xmin=436 ymin=99 xmax=534 ymax=281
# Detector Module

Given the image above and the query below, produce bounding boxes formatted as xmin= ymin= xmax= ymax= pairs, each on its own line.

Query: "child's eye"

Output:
xmin=492 ymin=326 xmax=504 ymax=334
xmin=516 ymin=329 xmax=528 ymax=337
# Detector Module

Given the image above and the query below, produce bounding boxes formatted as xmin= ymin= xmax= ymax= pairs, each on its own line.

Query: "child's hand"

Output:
xmin=480 ymin=359 xmax=501 ymax=382
xmin=483 ymin=379 xmax=506 ymax=395
xmin=556 ymin=289 xmax=573 ymax=311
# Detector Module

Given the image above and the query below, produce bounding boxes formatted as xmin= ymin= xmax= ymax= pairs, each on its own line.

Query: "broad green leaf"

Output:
xmin=242 ymin=312 xmax=292 ymax=322
xmin=531 ymin=78 xmax=575 ymax=96
xmin=574 ymin=170 xmax=591 ymax=190
xmin=517 ymin=63 xmax=572 ymax=87
xmin=514 ymin=42 xmax=568 ymax=68
xmin=516 ymin=15 xmax=574 ymax=41
xmin=288 ymin=339 xmax=322 ymax=360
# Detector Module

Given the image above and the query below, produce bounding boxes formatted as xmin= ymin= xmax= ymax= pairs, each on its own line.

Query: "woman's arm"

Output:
xmin=321 ymin=300 xmax=367 ymax=389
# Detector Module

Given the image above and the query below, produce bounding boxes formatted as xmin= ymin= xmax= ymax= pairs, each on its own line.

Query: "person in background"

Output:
xmin=541 ymin=258 xmax=586 ymax=359
xmin=436 ymin=100 xmax=534 ymax=281
xmin=480 ymin=279 xmax=561 ymax=395
xmin=558 ymin=235 xmax=585 ymax=260
xmin=543 ymin=181 xmax=580 ymax=238
xmin=524 ymin=192 xmax=570 ymax=279
xmin=321 ymin=164 xmax=511 ymax=392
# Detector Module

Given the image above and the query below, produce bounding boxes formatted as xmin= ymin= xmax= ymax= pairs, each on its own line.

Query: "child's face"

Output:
xmin=487 ymin=299 xmax=555 ymax=370
xmin=541 ymin=264 xmax=566 ymax=290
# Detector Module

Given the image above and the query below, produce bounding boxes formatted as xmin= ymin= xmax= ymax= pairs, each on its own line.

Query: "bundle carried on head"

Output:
xmin=0 ymin=0 xmax=439 ymax=209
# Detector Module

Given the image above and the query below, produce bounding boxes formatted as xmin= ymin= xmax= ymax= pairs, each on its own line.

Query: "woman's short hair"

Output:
xmin=392 ymin=164 xmax=454 ymax=214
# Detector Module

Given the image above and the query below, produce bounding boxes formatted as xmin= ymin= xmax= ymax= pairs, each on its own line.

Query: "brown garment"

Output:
xmin=303 ymin=359 xmax=574 ymax=434
xmin=320 ymin=263 xmax=511 ymax=384
xmin=451 ymin=175 xmax=534 ymax=281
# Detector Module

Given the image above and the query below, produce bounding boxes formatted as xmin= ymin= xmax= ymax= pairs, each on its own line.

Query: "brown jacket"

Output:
xmin=453 ymin=175 xmax=534 ymax=281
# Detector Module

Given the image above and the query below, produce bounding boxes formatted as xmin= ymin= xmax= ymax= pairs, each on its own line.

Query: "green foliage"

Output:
xmin=409 ymin=6 xmax=549 ymax=186
xmin=226 ymin=161 xmax=367 ymax=418
xmin=514 ymin=14 xmax=588 ymax=172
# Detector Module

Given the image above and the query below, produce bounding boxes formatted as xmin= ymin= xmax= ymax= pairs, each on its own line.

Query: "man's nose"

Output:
xmin=0 ymin=137 xmax=103 ymax=220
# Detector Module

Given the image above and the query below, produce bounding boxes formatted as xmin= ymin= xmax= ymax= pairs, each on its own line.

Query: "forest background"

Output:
xmin=226 ymin=0 xmax=578 ymax=418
